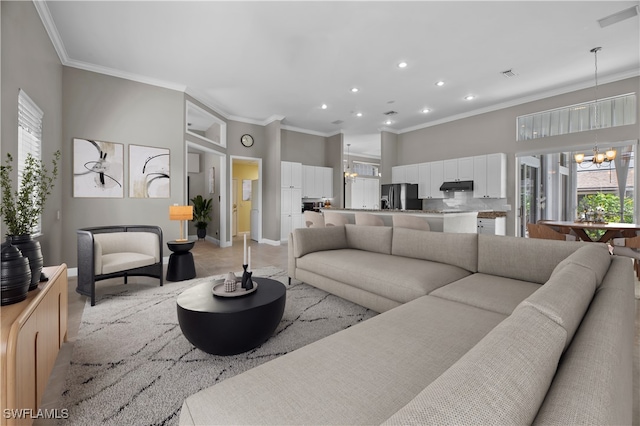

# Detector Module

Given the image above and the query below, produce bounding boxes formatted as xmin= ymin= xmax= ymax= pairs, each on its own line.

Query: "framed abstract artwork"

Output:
xmin=73 ymin=138 xmax=124 ymax=198
xmin=129 ymin=144 xmax=170 ymax=198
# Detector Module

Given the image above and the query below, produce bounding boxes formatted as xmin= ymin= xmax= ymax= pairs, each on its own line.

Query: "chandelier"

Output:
xmin=344 ymin=143 xmax=358 ymax=183
xmin=574 ymin=47 xmax=616 ymax=168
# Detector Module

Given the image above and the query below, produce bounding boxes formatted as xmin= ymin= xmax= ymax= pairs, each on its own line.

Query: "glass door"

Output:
xmin=518 ymin=156 xmax=541 ymax=237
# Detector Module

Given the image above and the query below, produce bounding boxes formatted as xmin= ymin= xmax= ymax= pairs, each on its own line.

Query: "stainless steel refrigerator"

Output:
xmin=381 ymin=183 xmax=422 ymax=210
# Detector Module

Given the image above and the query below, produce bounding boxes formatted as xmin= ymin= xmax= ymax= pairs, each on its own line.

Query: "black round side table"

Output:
xmin=176 ymin=277 xmax=286 ymax=355
xmin=166 ymin=240 xmax=196 ymax=281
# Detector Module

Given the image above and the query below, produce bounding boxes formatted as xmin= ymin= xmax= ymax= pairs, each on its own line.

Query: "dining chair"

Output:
xmin=303 ymin=211 xmax=325 ymax=228
xmin=526 ymin=223 xmax=577 ymax=241
xmin=392 ymin=214 xmax=430 ymax=231
xmin=355 ymin=212 xmax=384 ymax=226
xmin=610 ymin=234 xmax=640 ymax=279
xmin=323 ymin=211 xmax=349 ymax=227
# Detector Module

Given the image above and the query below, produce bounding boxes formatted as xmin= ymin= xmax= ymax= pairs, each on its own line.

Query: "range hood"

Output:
xmin=439 ymin=180 xmax=474 ymax=192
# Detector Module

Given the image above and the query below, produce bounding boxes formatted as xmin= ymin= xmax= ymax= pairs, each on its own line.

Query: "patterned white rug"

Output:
xmin=58 ymin=267 xmax=375 ymax=425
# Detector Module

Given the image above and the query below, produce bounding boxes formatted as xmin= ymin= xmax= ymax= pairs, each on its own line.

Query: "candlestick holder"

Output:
xmin=241 ymin=264 xmax=251 ymax=289
xmin=243 ymin=271 xmax=253 ymax=290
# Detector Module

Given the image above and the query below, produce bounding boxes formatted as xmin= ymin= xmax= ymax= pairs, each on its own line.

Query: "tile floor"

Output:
xmin=35 ymin=235 xmax=640 ymax=425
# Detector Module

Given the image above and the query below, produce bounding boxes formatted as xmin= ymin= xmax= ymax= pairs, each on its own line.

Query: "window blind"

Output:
xmin=18 ymin=89 xmax=44 ymax=235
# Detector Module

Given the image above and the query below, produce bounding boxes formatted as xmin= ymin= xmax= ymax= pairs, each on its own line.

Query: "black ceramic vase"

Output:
xmin=1 ymin=237 xmax=32 ymax=305
xmin=10 ymin=234 xmax=43 ymax=290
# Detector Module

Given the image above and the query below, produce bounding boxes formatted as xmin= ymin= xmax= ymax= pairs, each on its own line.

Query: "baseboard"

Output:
xmin=263 ymin=238 xmax=282 ymax=246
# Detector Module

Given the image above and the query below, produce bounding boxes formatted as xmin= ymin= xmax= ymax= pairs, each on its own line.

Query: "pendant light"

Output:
xmin=344 ymin=144 xmax=358 ymax=182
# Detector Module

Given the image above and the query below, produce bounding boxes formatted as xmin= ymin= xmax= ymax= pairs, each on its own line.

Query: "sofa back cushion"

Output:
xmin=292 ymin=226 xmax=348 ymax=258
xmin=478 ymin=234 xmax=584 ymax=284
xmin=383 ymin=305 xmax=566 ymax=425
xmin=520 ymin=262 xmax=597 ymax=350
xmin=94 ymin=232 xmax=160 ymax=260
xmin=345 ymin=224 xmax=393 ymax=255
xmin=550 ymin=243 xmax=611 ymax=285
xmin=391 ymin=228 xmax=478 ymax=272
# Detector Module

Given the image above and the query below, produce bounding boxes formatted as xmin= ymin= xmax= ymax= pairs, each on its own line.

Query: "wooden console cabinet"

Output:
xmin=1 ymin=264 xmax=68 ymax=425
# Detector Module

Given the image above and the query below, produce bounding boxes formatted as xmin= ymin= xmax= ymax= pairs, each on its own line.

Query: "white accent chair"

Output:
xmin=393 ymin=214 xmax=430 ymax=231
xmin=355 ymin=212 xmax=384 ymax=226
xmin=304 ymin=211 xmax=325 ymax=228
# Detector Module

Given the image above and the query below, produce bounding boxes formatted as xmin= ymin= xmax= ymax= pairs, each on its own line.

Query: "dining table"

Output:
xmin=540 ymin=220 xmax=640 ymax=243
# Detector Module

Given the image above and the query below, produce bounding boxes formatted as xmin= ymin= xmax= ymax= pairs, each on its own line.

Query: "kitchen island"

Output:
xmin=321 ymin=208 xmax=478 ymax=233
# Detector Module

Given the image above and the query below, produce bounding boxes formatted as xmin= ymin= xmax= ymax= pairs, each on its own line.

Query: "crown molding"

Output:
xmin=33 ymin=0 xmax=68 ymax=63
xmin=399 ymin=68 xmax=640 ymax=135
xmin=280 ymin=125 xmax=343 ymax=138
xmin=184 ymin=88 xmax=232 ymax=120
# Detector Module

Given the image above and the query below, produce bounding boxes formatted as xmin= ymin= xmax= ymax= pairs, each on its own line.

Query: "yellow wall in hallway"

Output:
xmin=233 ymin=162 xmax=259 ymax=233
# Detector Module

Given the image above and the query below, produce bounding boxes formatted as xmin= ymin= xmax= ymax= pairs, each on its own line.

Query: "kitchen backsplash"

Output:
xmin=422 ymin=192 xmax=511 ymax=212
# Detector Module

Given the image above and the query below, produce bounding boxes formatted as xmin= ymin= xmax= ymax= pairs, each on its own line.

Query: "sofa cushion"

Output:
xmin=533 ymin=257 xmax=635 ymax=426
xmin=292 ymin=226 xmax=348 ymax=258
xmin=100 ymin=252 xmax=157 ymax=275
xmin=392 ymin=227 xmax=478 ymax=273
xmin=429 ymin=273 xmax=541 ymax=315
xmin=550 ymin=243 xmax=611 ymax=285
xmin=180 ymin=296 xmax=506 ymax=426
xmin=477 ymin=234 xmax=583 ymax=284
xmin=296 ymin=249 xmax=471 ymax=304
xmin=383 ymin=305 xmax=566 ymax=426
xmin=345 ymin=224 xmax=393 ymax=254
xmin=519 ymin=262 xmax=597 ymax=350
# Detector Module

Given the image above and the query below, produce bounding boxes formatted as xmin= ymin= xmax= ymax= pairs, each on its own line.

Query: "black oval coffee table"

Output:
xmin=177 ymin=277 xmax=286 ymax=355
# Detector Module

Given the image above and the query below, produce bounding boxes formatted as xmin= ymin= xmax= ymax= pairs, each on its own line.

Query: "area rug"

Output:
xmin=59 ymin=267 xmax=376 ymax=425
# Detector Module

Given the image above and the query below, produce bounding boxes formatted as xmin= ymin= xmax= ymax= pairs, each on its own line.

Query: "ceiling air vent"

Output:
xmin=501 ymin=69 xmax=517 ymax=78
xmin=331 ymin=120 xmax=344 ymax=125
xmin=383 ymin=111 xmax=398 ymax=116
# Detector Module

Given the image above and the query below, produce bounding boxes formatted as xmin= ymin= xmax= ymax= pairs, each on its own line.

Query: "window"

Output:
xmin=18 ymin=89 xmax=44 ymax=235
xmin=517 ymin=93 xmax=637 ymax=141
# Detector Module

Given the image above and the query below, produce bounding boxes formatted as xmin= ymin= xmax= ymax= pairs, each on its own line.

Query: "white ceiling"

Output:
xmin=40 ymin=1 xmax=639 ymax=157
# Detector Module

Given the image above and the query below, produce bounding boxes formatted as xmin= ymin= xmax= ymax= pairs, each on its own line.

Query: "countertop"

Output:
xmin=323 ymin=208 xmax=507 ymax=216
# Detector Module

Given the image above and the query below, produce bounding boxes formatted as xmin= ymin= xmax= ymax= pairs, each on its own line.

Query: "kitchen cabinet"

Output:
xmin=351 ymin=177 xmax=380 ymax=209
xmin=473 ymin=153 xmax=506 ymax=198
xmin=392 ymin=165 xmax=418 ymax=184
xmin=418 ymin=161 xmax=444 ymax=199
xmin=2 ymin=265 xmax=68 ymax=426
xmin=281 ymin=161 xmax=302 ymax=189
xmin=443 ymin=157 xmax=474 ymax=182
xmin=477 ymin=217 xmax=506 ymax=235
xmin=302 ymin=165 xmax=333 ymax=199
xmin=281 ymin=161 xmax=303 ymax=240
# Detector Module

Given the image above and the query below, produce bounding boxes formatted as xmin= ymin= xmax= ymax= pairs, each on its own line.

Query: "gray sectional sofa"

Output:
xmin=179 ymin=224 xmax=634 ymax=425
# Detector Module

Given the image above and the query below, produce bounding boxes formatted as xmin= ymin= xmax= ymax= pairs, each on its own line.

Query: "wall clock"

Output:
xmin=240 ymin=134 xmax=254 ymax=147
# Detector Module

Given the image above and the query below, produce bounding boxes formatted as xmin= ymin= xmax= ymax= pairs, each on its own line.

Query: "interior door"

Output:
xmin=519 ymin=156 xmax=541 ymax=237
xmin=232 ymin=179 xmax=238 ymax=237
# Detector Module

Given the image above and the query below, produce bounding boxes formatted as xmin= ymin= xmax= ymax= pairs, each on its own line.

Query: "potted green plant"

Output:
xmin=0 ymin=150 xmax=60 ymax=290
xmin=190 ymin=194 xmax=213 ymax=240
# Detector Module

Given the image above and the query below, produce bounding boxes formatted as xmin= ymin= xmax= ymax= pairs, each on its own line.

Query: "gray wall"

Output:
xmin=397 ymin=76 xmax=640 ymax=235
xmin=281 ymin=129 xmax=327 ymax=166
xmin=325 ymin=133 xmax=343 ymax=207
xmin=264 ymin=120 xmax=282 ymax=242
xmin=1 ymin=1 xmax=63 ymax=265
xmin=380 ymin=131 xmax=398 ymax=185
xmin=61 ymin=67 xmax=184 ymax=267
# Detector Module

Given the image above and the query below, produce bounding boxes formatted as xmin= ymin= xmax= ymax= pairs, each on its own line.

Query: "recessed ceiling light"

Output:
xmin=435 ymin=81 xmax=445 ymax=87
xmin=397 ymin=61 xmax=408 ymax=68
xmin=356 ymin=112 xmax=363 ymax=117
xmin=384 ymin=120 xmax=393 ymax=125
xmin=464 ymin=95 xmax=475 ymax=101
xmin=321 ymin=104 xmax=328 ymax=109
xmin=421 ymin=108 xmax=431 ymax=114
xmin=351 ymin=87 xmax=359 ymax=93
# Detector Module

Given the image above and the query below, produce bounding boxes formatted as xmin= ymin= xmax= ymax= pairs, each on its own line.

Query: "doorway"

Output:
xmin=185 ymin=142 xmax=227 ymax=246
xmin=230 ymin=156 xmax=262 ymax=243
xmin=518 ymin=156 xmax=541 ymax=237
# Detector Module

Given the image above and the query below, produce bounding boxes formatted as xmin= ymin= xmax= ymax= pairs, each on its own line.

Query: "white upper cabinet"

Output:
xmin=392 ymin=164 xmax=418 ymax=184
xmin=418 ymin=161 xmax=444 ymax=199
xmin=302 ymin=165 xmax=333 ymax=199
xmin=444 ymin=157 xmax=473 ymax=181
xmin=473 ymin=153 xmax=506 ymax=198
xmin=282 ymin=161 xmax=302 ymax=188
